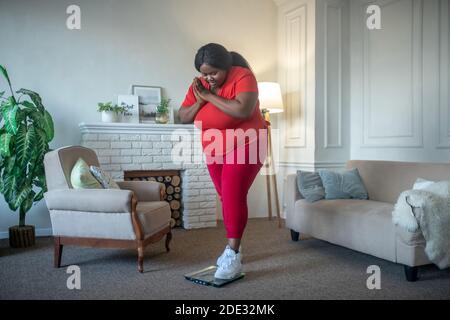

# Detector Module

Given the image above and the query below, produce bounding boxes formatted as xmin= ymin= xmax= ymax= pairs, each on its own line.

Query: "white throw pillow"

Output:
xmin=413 ymin=178 xmax=435 ymax=190
xmin=89 ymin=166 xmax=121 ymax=189
xmin=420 ymin=180 xmax=450 ymax=199
xmin=394 ymin=179 xmax=450 ymax=233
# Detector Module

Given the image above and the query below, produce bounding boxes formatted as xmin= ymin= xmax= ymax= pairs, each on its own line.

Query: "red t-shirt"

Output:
xmin=181 ymin=66 xmax=268 ymax=156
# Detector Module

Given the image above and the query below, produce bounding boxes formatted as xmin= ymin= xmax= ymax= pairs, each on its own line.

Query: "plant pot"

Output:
xmin=155 ymin=112 xmax=169 ymax=124
xmin=101 ymin=111 xmax=120 ymax=123
xmin=9 ymin=225 xmax=35 ymax=248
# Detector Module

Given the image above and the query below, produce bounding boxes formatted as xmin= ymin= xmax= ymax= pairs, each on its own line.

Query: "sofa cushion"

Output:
xmin=293 ymin=199 xmax=396 ymax=262
xmin=318 ymin=169 xmax=368 ymax=200
xmin=296 ymin=171 xmax=325 ymax=203
xmin=346 ymin=160 xmax=450 ymax=204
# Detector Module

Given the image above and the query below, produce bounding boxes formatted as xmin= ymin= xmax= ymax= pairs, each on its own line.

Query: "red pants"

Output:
xmin=206 ymin=139 xmax=267 ymax=239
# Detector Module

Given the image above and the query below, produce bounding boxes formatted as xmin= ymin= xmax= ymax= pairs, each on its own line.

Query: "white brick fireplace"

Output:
xmin=79 ymin=122 xmax=217 ymax=229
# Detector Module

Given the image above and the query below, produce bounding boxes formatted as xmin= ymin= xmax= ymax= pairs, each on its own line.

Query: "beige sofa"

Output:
xmin=285 ymin=160 xmax=450 ymax=281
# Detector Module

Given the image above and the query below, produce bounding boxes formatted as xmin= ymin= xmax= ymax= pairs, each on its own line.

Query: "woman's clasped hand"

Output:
xmin=192 ymin=77 xmax=211 ymax=104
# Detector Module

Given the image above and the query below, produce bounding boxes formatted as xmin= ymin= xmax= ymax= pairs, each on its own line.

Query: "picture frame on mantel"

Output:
xmin=118 ymin=95 xmax=139 ymax=123
xmin=131 ymin=85 xmax=162 ymax=123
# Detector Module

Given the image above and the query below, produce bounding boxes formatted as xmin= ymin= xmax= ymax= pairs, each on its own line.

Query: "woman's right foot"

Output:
xmin=214 ymin=248 xmax=242 ymax=280
xmin=217 ymin=245 xmax=242 ymax=266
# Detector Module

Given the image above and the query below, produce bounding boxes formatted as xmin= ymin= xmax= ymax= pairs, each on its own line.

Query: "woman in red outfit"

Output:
xmin=179 ymin=43 xmax=268 ymax=279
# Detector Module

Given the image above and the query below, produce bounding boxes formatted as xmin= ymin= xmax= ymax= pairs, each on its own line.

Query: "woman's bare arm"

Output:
xmin=205 ymin=92 xmax=257 ymax=119
xmin=194 ymin=78 xmax=257 ymax=119
xmin=178 ymin=101 xmax=204 ymax=124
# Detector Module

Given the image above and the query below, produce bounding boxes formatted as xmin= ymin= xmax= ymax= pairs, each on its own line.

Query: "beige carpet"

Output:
xmin=1 ymin=218 xmax=449 ymax=300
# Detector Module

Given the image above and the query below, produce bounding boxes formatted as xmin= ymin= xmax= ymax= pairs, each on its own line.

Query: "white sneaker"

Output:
xmin=217 ymin=245 xmax=242 ymax=266
xmin=214 ymin=248 xmax=242 ymax=280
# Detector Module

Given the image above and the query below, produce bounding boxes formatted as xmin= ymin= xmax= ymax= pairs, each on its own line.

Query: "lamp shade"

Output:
xmin=257 ymin=82 xmax=284 ymax=114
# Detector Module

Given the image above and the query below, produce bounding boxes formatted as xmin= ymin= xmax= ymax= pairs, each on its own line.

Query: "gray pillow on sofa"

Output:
xmin=318 ymin=168 xmax=368 ymax=200
xmin=296 ymin=171 xmax=325 ymax=203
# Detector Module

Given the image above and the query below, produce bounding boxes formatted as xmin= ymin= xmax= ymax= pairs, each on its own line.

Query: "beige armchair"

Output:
xmin=43 ymin=146 xmax=172 ymax=272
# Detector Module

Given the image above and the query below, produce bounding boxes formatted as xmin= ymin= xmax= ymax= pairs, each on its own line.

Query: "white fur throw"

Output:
xmin=392 ymin=181 xmax=450 ymax=269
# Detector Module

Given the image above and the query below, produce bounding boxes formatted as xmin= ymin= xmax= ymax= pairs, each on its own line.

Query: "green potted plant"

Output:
xmin=155 ymin=98 xmax=171 ymax=124
xmin=97 ymin=102 xmax=126 ymax=123
xmin=0 ymin=65 xmax=54 ymax=248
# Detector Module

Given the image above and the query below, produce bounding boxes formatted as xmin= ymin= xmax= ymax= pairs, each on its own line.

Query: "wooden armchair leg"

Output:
xmin=165 ymin=231 xmax=172 ymax=252
xmin=137 ymin=242 xmax=144 ymax=273
xmin=54 ymin=237 xmax=63 ymax=268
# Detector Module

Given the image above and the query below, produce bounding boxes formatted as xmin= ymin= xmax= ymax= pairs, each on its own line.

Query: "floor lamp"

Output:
xmin=258 ymin=82 xmax=284 ymax=228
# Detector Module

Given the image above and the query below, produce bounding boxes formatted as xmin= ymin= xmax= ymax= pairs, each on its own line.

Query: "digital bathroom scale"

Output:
xmin=184 ymin=266 xmax=245 ymax=287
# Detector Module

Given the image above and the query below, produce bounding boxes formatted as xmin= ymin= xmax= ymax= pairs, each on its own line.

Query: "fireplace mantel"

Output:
xmin=79 ymin=122 xmax=196 ymax=134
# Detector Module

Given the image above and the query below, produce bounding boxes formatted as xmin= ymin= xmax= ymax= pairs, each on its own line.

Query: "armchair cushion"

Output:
xmin=70 ymin=158 xmax=102 ymax=189
xmin=48 ymin=201 xmax=171 ymax=240
xmin=116 ymin=181 xmax=164 ymax=201
xmin=49 ymin=210 xmax=136 ymax=239
xmin=90 ymin=165 xmax=120 ymax=189
xmin=137 ymin=201 xmax=172 ymax=236
xmin=44 ymin=189 xmax=133 ymax=213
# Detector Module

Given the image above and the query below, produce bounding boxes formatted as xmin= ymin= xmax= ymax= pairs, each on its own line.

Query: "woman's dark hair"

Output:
xmin=194 ymin=43 xmax=251 ymax=72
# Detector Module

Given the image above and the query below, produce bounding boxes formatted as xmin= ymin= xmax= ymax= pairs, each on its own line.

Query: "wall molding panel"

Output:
xmin=438 ymin=0 xmax=450 ymax=149
xmin=283 ymin=4 xmax=308 ymax=148
xmin=361 ymin=0 xmax=424 ymax=148
xmin=324 ymin=1 xmax=344 ymax=149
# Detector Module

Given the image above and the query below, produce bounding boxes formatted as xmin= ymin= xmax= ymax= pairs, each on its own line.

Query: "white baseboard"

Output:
xmin=0 ymin=228 xmax=53 ymax=240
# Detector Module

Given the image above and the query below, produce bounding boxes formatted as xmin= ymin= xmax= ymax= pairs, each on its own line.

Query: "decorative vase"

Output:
xmin=9 ymin=225 xmax=35 ymax=248
xmin=155 ymin=112 xmax=169 ymax=124
xmin=101 ymin=111 xmax=120 ymax=123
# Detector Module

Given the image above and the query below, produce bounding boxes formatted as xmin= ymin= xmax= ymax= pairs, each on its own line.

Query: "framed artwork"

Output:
xmin=131 ymin=85 xmax=162 ymax=123
xmin=118 ymin=95 xmax=139 ymax=123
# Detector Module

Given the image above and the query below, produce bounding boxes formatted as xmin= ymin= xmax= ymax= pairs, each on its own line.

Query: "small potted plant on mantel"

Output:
xmin=97 ymin=102 xmax=126 ymax=123
xmin=155 ymin=98 xmax=171 ymax=124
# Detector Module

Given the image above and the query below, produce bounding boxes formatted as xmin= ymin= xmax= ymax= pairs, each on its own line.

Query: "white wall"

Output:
xmin=350 ymin=0 xmax=450 ymax=163
xmin=0 ymin=0 xmax=278 ymax=236
xmin=315 ymin=0 xmax=350 ymax=166
xmin=275 ymin=0 xmax=350 ymax=217
xmin=275 ymin=0 xmax=350 ymax=172
xmin=276 ymin=0 xmax=317 ymax=168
